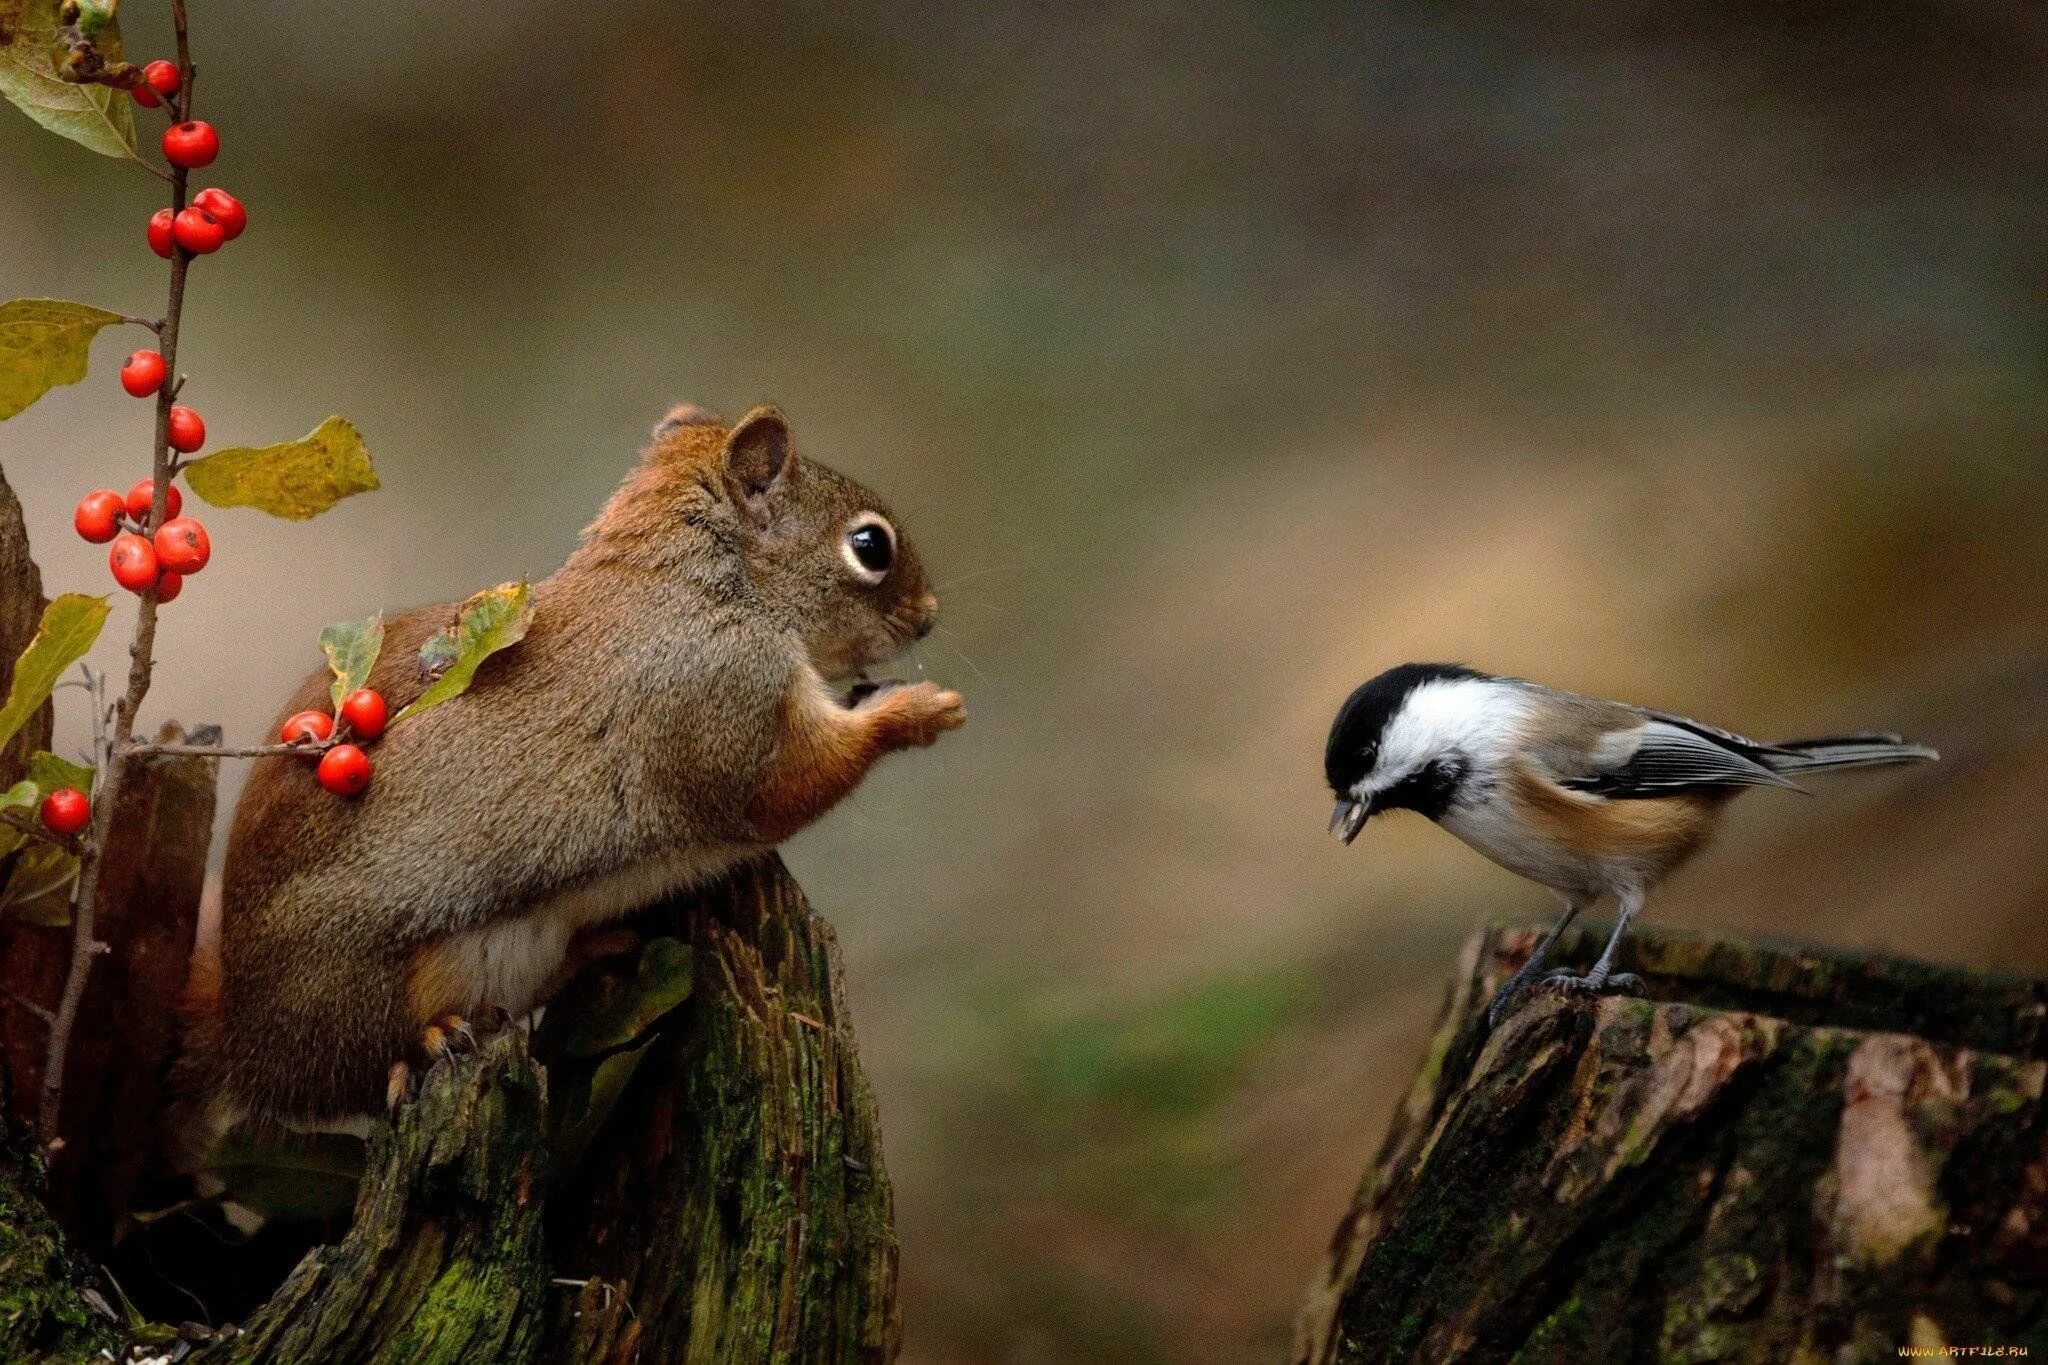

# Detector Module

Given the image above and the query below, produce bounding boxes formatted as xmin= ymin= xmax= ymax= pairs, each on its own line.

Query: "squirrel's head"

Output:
xmin=584 ymin=403 xmax=939 ymax=681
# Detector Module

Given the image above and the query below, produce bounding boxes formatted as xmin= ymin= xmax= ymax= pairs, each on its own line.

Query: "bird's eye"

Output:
xmin=841 ymin=515 xmax=895 ymax=583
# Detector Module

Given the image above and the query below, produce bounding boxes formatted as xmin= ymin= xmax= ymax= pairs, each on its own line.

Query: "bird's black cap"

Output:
xmin=1324 ymin=662 xmax=1484 ymax=793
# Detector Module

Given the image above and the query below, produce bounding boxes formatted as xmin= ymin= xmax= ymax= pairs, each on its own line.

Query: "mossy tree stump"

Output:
xmin=186 ymin=855 xmax=899 ymax=1364
xmin=1296 ymin=921 xmax=2048 ymax=1363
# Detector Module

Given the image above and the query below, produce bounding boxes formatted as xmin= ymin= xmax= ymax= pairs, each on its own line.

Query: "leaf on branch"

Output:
xmin=319 ymin=613 xmax=384 ymax=710
xmin=0 ymin=593 xmax=108 ymax=754
xmin=0 ymin=0 xmax=136 ymax=158
xmin=0 ymin=298 xmax=124 ymax=420
xmin=1 ymin=840 xmax=76 ymax=924
xmin=183 ymin=417 xmax=380 ymax=521
xmin=28 ymin=748 xmax=90 ymax=796
xmin=394 ymin=581 xmax=533 ymax=724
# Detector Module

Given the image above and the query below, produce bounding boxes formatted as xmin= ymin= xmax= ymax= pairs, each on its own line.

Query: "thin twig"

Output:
xmin=120 ymin=315 xmax=164 ymax=334
xmin=124 ymin=739 xmax=327 ymax=761
xmin=3 ymin=986 xmax=56 ymax=1027
xmin=37 ymin=0 xmax=195 ymax=1156
xmin=0 ymin=808 xmax=80 ymax=853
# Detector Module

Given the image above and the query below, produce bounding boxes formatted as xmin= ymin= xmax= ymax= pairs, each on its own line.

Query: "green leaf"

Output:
xmin=394 ymin=581 xmax=534 ymax=724
xmin=0 ymin=0 xmax=136 ymax=158
xmin=0 ymin=298 xmax=124 ymax=420
xmin=207 ymin=1129 xmax=366 ymax=1225
xmin=552 ymin=1037 xmax=653 ymax=1170
xmin=183 ymin=417 xmax=380 ymax=521
xmin=1 ymin=841 xmax=75 ymax=925
xmin=0 ymin=593 xmax=108 ymax=754
xmin=0 ymin=779 xmax=31 ymax=857
xmin=318 ymin=613 xmax=384 ymax=710
xmin=27 ymin=749 xmax=90 ymax=797
xmin=539 ymin=938 xmax=695 ymax=1059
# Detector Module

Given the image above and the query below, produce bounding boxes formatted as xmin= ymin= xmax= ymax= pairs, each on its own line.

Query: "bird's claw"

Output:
xmin=1541 ymin=968 xmax=1644 ymax=998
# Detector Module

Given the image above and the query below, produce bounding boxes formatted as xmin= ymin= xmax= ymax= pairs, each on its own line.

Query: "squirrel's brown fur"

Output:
xmin=187 ymin=405 xmax=963 ymax=1126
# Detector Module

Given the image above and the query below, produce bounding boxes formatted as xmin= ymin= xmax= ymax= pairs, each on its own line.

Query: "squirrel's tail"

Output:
xmin=1763 ymin=733 xmax=1939 ymax=774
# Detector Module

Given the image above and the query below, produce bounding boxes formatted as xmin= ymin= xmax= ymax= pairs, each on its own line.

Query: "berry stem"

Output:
xmin=125 ymin=739 xmax=335 ymax=760
xmin=0 ymin=809 xmax=82 ymax=853
xmin=36 ymin=0 xmax=195 ymax=1156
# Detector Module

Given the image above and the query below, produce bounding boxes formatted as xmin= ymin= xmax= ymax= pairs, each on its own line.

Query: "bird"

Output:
xmin=1323 ymin=663 xmax=1938 ymax=1023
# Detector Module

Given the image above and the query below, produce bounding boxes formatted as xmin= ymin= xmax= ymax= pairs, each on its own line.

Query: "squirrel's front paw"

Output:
xmin=865 ymin=680 xmax=966 ymax=748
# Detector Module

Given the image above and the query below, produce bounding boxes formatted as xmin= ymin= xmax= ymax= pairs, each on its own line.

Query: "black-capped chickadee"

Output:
xmin=1324 ymin=663 xmax=1938 ymax=1022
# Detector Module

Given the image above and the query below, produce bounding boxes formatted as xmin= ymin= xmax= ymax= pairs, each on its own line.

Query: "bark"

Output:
xmin=187 ymin=853 xmax=898 ymax=1364
xmin=1296 ymin=920 xmax=2048 ymax=1364
xmin=38 ymin=725 xmax=217 ymax=1241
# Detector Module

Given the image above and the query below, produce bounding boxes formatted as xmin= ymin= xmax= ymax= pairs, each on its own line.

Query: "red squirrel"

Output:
xmin=186 ymin=404 xmax=964 ymax=1129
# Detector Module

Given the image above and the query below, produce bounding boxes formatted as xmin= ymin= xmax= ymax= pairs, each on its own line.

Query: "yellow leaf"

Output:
xmin=0 ymin=297 xmax=124 ymax=420
xmin=0 ymin=593 xmax=108 ymax=753
xmin=0 ymin=0 xmax=137 ymax=159
xmin=183 ymin=416 xmax=380 ymax=521
xmin=394 ymin=582 xmax=533 ymax=724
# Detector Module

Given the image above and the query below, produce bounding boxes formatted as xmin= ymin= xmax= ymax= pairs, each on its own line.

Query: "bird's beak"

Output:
xmin=1330 ymin=796 xmax=1371 ymax=845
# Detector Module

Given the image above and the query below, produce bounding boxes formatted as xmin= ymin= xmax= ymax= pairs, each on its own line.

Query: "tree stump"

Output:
xmin=1296 ymin=921 xmax=2048 ymax=1363
xmin=184 ymin=854 xmax=899 ymax=1364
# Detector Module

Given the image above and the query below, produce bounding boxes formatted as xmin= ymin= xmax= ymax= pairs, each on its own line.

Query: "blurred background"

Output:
xmin=4 ymin=1 xmax=2044 ymax=1357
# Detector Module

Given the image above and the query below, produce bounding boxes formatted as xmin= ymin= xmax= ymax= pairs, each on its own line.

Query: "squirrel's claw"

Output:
xmin=385 ymin=1059 xmax=413 ymax=1117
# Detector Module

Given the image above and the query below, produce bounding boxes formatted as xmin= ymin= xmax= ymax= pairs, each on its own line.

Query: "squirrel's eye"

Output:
xmin=841 ymin=516 xmax=895 ymax=583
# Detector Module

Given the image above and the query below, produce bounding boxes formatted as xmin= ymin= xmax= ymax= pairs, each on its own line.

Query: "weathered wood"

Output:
xmin=546 ymin=854 xmax=902 ymax=1362
xmin=41 ymin=724 xmax=217 ymax=1241
xmin=0 ymin=461 xmax=56 ymax=1128
xmin=197 ymin=1027 xmax=554 ymax=1363
xmin=1296 ymin=921 xmax=2048 ymax=1363
xmin=181 ymin=853 xmax=899 ymax=1364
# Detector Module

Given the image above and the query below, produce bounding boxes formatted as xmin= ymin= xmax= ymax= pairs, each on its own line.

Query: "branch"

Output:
xmin=0 ymin=808 xmax=80 ymax=854
xmin=124 ymin=739 xmax=327 ymax=761
xmin=36 ymin=1 xmax=197 ymax=1155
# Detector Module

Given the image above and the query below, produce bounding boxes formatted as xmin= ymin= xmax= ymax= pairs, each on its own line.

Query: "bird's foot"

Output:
xmin=1541 ymin=968 xmax=1644 ymax=998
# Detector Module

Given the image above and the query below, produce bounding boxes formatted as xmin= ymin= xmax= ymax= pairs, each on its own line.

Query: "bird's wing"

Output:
xmin=1556 ymin=717 xmax=1800 ymax=798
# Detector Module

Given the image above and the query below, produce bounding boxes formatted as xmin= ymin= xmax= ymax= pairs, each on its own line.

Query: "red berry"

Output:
xmin=155 ymin=570 xmax=183 ymax=603
xmin=166 ymin=406 xmax=205 ymax=453
xmin=191 ymin=187 xmax=246 ymax=241
xmin=147 ymin=208 xmax=176 ymax=260
xmin=142 ymin=60 xmax=181 ymax=99
xmin=120 ymin=349 xmax=167 ymax=397
xmin=162 ymin=120 xmax=218 ymax=169
xmin=109 ymin=533 xmax=159 ymax=593
xmin=153 ymin=516 xmax=210 ymax=573
xmin=73 ymin=489 xmax=125 ymax=543
xmin=317 ymin=744 xmax=372 ymax=796
xmin=340 ymin=688 xmax=389 ymax=741
xmin=38 ymin=788 xmax=90 ymax=837
xmin=173 ymin=207 xmax=226 ymax=255
xmin=280 ymin=710 xmax=335 ymax=745
xmin=125 ymin=478 xmax=182 ymax=522
xmin=132 ymin=83 xmax=160 ymax=109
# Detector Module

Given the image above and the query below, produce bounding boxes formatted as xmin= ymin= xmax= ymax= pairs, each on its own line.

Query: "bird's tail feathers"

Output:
xmin=1763 ymin=733 xmax=1939 ymax=773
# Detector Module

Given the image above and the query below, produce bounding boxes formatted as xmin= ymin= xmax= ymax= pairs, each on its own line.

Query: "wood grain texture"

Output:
xmin=188 ymin=853 xmax=898 ymax=1364
xmin=1296 ymin=921 xmax=2048 ymax=1363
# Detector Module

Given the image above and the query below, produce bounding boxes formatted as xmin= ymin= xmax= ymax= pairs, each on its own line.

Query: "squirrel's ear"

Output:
xmin=653 ymin=403 xmax=723 ymax=438
xmin=722 ymin=406 xmax=792 ymax=516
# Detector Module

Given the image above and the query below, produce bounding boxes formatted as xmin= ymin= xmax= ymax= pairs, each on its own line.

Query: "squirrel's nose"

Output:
xmin=915 ymin=594 xmax=938 ymax=638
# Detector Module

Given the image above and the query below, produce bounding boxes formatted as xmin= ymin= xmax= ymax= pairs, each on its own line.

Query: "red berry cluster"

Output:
xmin=74 ymin=478 xmax=207 ymax=600
xmin=279 ymin=689 xmax=388 ymax=796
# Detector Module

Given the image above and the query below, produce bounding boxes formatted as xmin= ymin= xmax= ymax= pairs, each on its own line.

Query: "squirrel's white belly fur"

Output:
xmin=433 ymin=843 xmax=760 ymax=1019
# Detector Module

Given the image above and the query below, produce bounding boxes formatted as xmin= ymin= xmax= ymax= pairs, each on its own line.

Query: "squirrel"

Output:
xmin=185 ymin=403 xmax=965 ymax=1130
